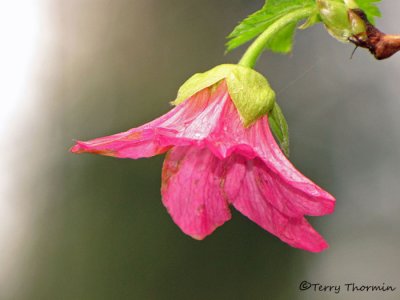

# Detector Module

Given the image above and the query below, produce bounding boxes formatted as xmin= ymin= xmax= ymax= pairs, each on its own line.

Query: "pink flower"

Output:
xmin=71 ymin=80 xmax=335 ymax=252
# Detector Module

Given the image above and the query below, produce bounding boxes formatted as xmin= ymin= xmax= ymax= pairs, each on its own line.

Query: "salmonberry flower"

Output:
xmin=71 ymin=65 xmax=335 ymax=252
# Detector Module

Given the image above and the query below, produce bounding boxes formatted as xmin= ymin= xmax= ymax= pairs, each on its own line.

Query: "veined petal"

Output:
xmin=161 ymin=146 xmax=231 ymax=240
xmin=224 ymin=156 xmax=329 ymax=252
xmin=71 ymin=83 xmax=236 ymax=159
xmin=254 ymin=117 xmax=335 ymax=217
xmin=71 ymin=87 xmax=218 ymax=158
xmin=206 ymin=94 xmax=335 ymax=217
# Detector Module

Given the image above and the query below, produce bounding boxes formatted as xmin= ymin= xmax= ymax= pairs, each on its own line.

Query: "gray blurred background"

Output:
xmin=1 ymin=1 xmax=399 ymax=299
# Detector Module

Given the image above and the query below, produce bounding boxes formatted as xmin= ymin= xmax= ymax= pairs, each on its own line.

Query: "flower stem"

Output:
xmin=238 ymin=7 xmax=314 ymax=68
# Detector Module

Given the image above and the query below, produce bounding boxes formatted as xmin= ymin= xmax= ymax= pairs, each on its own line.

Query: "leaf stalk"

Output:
xmin=238 ymin=7 xmax=314 ymax=68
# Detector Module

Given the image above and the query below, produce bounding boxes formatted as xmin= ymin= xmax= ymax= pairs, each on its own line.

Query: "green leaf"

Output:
xmin=354 ymin=0 xmax=381 ymax=24
xmin=265 ymin=22 xmax=297 ymax=53
xmin=173 ymin=64 xmax=276 ymax=126
xmin=226 ymin=0 xmax=316 ymax=53
xmin=299 ymin=11 xmax=322 ymax=30
xmin=268 ymin=103 xmax=289 ymax=156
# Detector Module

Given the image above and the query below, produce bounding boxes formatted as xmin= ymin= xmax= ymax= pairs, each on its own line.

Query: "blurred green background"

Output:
xmin=1 ymin=1 xmax=400 ymax=299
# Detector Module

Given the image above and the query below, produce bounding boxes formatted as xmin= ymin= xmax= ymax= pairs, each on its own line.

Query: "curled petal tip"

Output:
xmin=70 ymin=142 xmax=84 ymax=154
xmin=325 ymin=198 xmax=336 ymax=215
xmin=70 ymin=141 xmax=91 ymax=154
xmin=69 ymin=141 xmax=116 ymax=157
xmin=316 ymin=191 xmax=336 ymax=216
xmin=309 ymin=239 xmax=330 ymax=253
xmin=189 ymin=234 xmax=208 ymax=241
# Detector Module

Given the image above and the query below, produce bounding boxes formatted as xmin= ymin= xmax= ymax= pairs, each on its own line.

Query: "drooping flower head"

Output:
xmin=71 ymin=64 xmax=335 ymax=252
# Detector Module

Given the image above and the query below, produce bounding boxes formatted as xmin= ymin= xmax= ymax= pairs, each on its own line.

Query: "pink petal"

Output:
xmin=205 ymin=88 xmax=335 ymax=218
xmin=254 ymin=118 xmax=335 ymax=216
xmin=224 ymin=155 xmax=329 ymax=252
xmin=70 ymin=86 xmax=223 ymax=158
xmin=161 ymin=146 xmax=231 ymax=240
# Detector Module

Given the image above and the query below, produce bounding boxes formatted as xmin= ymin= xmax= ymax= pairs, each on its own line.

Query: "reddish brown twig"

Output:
xmin=350 ymin=9 xmax=400 ymax=60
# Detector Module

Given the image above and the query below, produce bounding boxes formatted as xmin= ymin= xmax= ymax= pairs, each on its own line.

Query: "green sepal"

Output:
xmin=317 ymin=0 xmax=366 ymax=42
xmin=317 ymin=0 xmax=353 ymax=42
xmin=173 ymin=64 xmax=276 ymax=126
xmin=268 ymin=103 xmax=290 ymax=156
xmin=173 ymin=65 xmax=234 ymax=106
xmin=344 ymin=0 xmax=359 ymax=9
xmin=318 ymin=0 xmax=381 ymax=26
xmin=226 ymin=66 xmax=276 ymax=126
